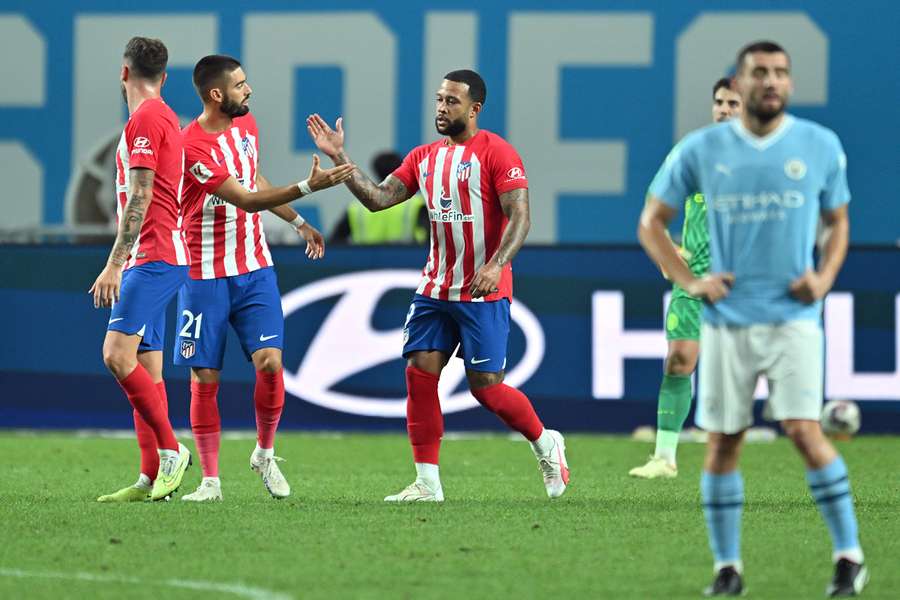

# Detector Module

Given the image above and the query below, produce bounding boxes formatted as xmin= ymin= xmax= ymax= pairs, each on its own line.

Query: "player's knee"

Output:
xmin=782 ymin=419 xmax=822 ymax=450
xmin=665 ymin=347 xmax=698 ymax=375
xmin=102 ymin=345 xmax=134 ymax=379
xmin=254 ymin=351 xmax=282 ymax=374
xmin=192 ymin=368 xmax=220 ymax=384
xmin=467 ymin=370 xmax=503 ymax=391
xmin=407 ymin=351 xmax=447 ymax=376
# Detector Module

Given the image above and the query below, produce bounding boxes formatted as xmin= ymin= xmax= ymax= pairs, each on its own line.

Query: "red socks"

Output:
xmin=190 ymin=381 xmax=221 ymax=478
xmin=406 ymin=366 xmax=443 ymax=464
xmin=133 ymin=380 xmax=169 ymax=478
xmin=254 ymin=369 xmax=284 ymax=449
xmin=471 ymin=382 xmax=544 ymax=441
xmin=118 ymin=364 xmax=178 ymax=451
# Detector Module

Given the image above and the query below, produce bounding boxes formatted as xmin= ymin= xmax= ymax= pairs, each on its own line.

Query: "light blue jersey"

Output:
xmin=649 ymin=115 xmax=850 ymax=326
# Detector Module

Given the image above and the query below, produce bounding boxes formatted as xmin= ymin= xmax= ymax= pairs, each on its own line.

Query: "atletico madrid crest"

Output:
xmin=180 ymin=340 xmax=196 ymax=359
xmin=456 ymin=161 xmax=471 ymax=182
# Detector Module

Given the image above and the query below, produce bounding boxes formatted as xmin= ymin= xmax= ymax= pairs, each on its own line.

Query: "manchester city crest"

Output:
xmin=784 ymin=158 xmax=807 ymax=180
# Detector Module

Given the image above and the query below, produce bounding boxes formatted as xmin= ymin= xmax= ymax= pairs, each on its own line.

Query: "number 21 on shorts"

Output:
xmin=179 ymin=309 xmax=203 ymax=339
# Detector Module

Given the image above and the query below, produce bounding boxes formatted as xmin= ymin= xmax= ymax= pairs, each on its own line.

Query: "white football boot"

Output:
xmin=384 ymin=481 xmax=444 ymax=502
xmin=533 ymin=429 xmax=570 ymax=498
xmin=629 ymin=456 xmax=678 ymax=479
xmin=181 ymin=478 xmax=223 ymax=502
xmin=250 ymin=454 xmax=291 ymax=499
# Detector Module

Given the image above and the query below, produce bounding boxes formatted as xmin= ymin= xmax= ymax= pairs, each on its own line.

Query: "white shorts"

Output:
xmin=697 ymin=320 xmax=823 ymax=434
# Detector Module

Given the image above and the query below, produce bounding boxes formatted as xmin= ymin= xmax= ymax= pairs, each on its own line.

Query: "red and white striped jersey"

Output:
xmin=115 ymin=97 xmax=188 ymax=269
xmin=181 ymin=113 xmax=273 ymax=280
xmin=392 ymin=129 xmax=528 ymax=302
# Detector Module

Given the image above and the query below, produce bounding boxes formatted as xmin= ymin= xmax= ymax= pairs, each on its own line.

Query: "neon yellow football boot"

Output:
xmin=149 ymin=443 xmax=192 ymax=501
xmin=97 ymin=484 xmax=150 ymax=503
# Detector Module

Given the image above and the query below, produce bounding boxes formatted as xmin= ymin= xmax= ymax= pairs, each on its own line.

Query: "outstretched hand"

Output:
xmin=306 ymin=154 xmax=355 ymax=192
xmin=306 ymin=114 xmax=344 ymax=158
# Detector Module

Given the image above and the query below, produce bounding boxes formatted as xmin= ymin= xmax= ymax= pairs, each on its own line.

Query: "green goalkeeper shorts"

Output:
xmin=666 ymin=296 xmax=701 ymax=341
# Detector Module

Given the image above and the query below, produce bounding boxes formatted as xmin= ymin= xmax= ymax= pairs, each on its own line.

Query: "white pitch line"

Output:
xmin=0 ymin=567 xmax=293 ymax=600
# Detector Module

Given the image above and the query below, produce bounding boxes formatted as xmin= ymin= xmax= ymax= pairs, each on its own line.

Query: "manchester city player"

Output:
xmin=639 ymin=41 xmax=867 ymax=597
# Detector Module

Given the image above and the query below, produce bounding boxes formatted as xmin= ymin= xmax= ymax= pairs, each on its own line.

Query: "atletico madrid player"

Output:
xmin=307 ymin=69 xmax=569 ymax=502
xmin=92 ymin=37 xmax=193 ymax=503
xmin=175 ymin=55 xmax=353 ymax=502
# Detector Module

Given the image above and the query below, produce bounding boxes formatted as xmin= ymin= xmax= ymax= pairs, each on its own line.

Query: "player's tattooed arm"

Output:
xmin=493 ymin=188 xmax=531 ymax=267
xmin=110 ymin=168 xmax=155 ymax=267
xmin=337 ymin=169 xmax=410 ymax=212
xmin=306 ymin=113 xmax=410 ymax=211
xmin=88 ymin=167 xmax=154 ymax=308
xmin=470 ymin=187 xmax=530 ymax=298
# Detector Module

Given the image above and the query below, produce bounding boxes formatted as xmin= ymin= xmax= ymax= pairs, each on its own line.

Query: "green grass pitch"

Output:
xmin=0 ymin=432 xmax=897 ymax=599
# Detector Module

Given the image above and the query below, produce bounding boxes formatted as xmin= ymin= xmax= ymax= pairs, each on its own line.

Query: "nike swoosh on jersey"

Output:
xmin=108 ymin=317 xmax=125 ymax=324
xmin=259 ymin=334 xmax=279 ymax=342
xmin=470 ymin=357 xmax=490 ymax=365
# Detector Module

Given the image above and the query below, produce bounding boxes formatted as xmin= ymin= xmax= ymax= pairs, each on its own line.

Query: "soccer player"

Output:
xmin=91 ymin=37 xmax=192 ymax=502
xmin=307 ymin=69 xmax=569 ymax=502
xmin=175 ymin=55 xmax=354 ymax=502
xmin=629 ymin=78 xmax=742 ymax=479
xmin=639 ymin=41 xmax=867 ymax=596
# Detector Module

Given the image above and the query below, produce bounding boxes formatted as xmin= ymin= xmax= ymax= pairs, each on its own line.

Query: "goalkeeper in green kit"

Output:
xmin=630 ymin=78 xmax=742 ymax=479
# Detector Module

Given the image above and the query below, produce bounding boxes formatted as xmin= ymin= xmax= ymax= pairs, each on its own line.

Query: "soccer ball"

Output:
xmin=821 ymin=399 xmax=861 ymax=435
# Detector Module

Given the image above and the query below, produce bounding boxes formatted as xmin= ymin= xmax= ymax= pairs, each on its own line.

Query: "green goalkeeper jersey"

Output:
xmin=672 ymin=192 xmax=710 ymax=299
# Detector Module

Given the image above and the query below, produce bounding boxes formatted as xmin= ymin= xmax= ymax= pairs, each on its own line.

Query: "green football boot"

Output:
xmin=97 ymin=484 xmax=150 ymax=503
xmin=149 ymin=443 xmax=192 ymax=501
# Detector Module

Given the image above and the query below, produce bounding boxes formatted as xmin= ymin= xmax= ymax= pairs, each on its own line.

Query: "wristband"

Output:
xmin=290 ymin=215 xmax=306 ymax=229
xmin=297 ymin=179 xmax=313 ymax=196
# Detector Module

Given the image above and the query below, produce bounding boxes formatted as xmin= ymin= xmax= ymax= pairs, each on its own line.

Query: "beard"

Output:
xmin=435 ymin=116 xmax=466 ymax=137
xmin=220 ymin=96 xmax=250 ymax=118
xmin=747 ymin=93 xmax=785 ymax=124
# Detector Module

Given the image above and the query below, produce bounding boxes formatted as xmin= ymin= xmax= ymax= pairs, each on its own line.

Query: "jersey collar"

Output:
xmin=730 ymin=114 xmax=795 ymax=151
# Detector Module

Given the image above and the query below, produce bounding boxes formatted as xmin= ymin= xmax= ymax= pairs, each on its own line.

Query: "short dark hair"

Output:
xmin=736 ymin=40 xmax=790 ymax=72
xmin=712 ymin=77 xmax=734 ymax=98
xmin=192 ymin=54 xmax=243 ymax=100
xmin=372 ymin=151 xmax=403 ymax=181
xmin=443 ymin=69 xmax=487 ymax=104
xmin=123 ymin=37 xmax=168 ymax=81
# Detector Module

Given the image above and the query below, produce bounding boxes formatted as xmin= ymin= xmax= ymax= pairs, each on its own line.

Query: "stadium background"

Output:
xmin=1 ymin=1 xmax=898 ymax=432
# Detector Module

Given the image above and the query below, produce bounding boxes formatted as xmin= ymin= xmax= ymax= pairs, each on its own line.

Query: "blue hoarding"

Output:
xmin=1 ymin=245 xmax=898 ymax=432
xmin=0 ymin=1 xmax=897 ymax=243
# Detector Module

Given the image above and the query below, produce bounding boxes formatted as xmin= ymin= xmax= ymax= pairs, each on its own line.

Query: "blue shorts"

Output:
xmin=173 ymin=267 xmax=284 ymax=370
xmin=402 ymin=294 xmax=510 ymax=373
xmin=108 ymin=261 xmax=188 ymax=352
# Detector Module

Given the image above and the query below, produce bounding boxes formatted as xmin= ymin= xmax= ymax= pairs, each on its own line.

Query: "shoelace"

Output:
xmin=537 ymin=456 xmax=557 ymax=481
xmin=160 ymin=456 xmax=177 ymax=478
xmin=256 ymin=456 xmax=286 ymax=484
xmin=402 ymin=482 xmax=431 ymax=498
